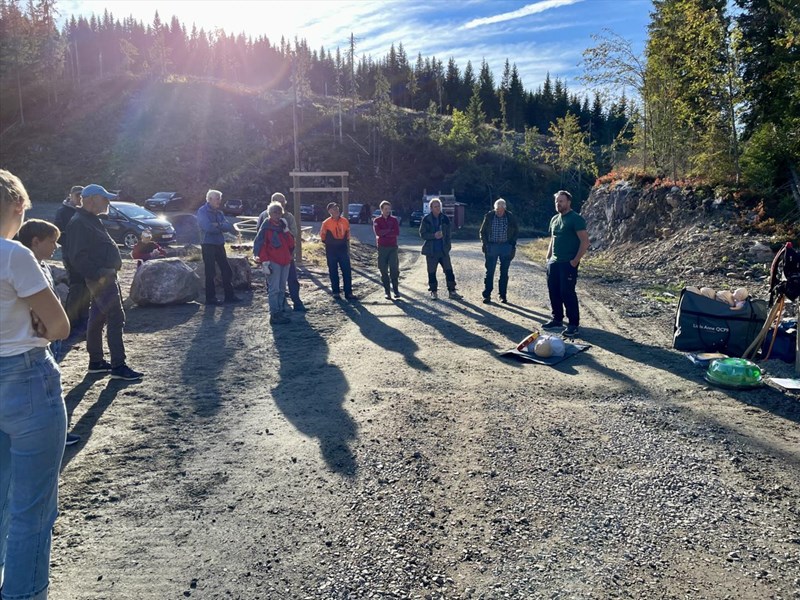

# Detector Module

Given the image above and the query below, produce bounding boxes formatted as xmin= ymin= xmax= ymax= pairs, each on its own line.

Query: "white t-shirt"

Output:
xmin=0 ymin=238 xmax=51 ymax=357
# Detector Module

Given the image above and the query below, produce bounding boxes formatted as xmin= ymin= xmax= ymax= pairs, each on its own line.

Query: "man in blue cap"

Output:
xmin=64 ymin=184 xmax=143 ymax=380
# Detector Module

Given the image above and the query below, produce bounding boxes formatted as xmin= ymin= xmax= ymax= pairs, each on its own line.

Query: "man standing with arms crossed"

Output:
xmin=543 ymin=190 xmax=590 ymax=337
xmin=373 ymin=200 xmax=401 ymax=300
xmin=197 ymin=189 xmax=240 ymax=305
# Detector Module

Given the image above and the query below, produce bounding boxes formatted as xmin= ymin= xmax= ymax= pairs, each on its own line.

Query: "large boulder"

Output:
xmin=129 ymin=258 xmax=201 ymax=306
xmin=191 ymin=255 xmax=252 ymax=290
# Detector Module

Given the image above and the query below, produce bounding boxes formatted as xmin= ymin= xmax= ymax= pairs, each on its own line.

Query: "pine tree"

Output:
xmin=477 ymin=59 xmax=500 ymax=124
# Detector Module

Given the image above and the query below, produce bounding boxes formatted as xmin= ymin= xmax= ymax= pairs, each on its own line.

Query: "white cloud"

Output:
xmin=462 ymin=0 xmax=583 ymax=30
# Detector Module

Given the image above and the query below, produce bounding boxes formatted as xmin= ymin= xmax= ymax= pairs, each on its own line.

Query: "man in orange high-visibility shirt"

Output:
xmin=319 ymin=203 xmax=356 ymax=300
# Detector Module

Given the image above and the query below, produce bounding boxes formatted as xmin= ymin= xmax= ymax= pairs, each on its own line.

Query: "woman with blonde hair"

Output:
xmin=0 ymin=169 xmax=70 ymax=600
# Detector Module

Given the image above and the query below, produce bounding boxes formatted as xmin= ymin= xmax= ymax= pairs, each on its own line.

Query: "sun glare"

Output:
xmin=75 ymin=0 xmax=364 ymax=44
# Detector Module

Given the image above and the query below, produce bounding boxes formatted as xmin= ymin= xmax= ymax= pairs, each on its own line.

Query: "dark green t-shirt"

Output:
xmin=549 ymin=210 xmax=587 ymax=262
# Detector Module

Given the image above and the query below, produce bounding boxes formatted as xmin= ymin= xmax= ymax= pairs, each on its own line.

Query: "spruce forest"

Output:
xmin=0 ymin=0 xmax=797 ymax=232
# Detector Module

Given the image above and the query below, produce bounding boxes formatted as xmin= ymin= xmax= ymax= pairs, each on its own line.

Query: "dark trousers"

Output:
xmin=425 ymin=253 xmax=456 ymax=292
xmin=483 ymin=248 xmax=513 ymax=299
xmin=326 ymin=248 xmax=352 ymax=295
xmin=287 ymin=259 xmax=302 ymax=306
xmin=547 ymin=261 xmax=580 ymax=325
xmin=64 ymin=272 xmax=90 ymax=331
xmin=378 ymin=246 xmax=399 ymax=293
xmin=86 ymin=277 xmax=126 ymax=367
xmin=201 ymin=244 xmax=235 ymax=301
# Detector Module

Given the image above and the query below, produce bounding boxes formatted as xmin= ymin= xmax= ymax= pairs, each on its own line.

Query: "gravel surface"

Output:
xmin=27 ymin=211 xmax=800 ymax=600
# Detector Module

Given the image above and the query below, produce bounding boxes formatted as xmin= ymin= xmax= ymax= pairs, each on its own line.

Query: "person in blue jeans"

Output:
xmin=543 ymin=190 xmax=590 ymax=337
xmin=479 ymin=198 xmax=519 ymax=304
xmin=0 ymin=170 xmax=71 ymax=600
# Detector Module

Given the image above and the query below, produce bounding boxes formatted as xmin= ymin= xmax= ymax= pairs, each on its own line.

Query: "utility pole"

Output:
xmin=292 ymin=55 xmax=302 ymax=262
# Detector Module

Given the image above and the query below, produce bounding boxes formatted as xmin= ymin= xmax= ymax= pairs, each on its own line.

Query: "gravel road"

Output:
xmin=45 ymin=225 xmax=800 ymax=600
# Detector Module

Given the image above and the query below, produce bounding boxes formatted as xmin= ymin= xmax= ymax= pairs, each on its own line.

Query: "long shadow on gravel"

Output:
xmin=580 ymin=325 xmax=800 ymax=425
xmin=271 ymin=315 xmax=358 ymax=477
xmin=337 ymin=301 xmax=430 ymax=372
xmin=180 ymin=303 xmax=237 ymax=417
xmin=394 ymin=291 xmax=528 ymax=362
xmin=61 ymin=378 xmax=141 ymax=470
xmin=122 ymin=302 xmax=200 ymax=333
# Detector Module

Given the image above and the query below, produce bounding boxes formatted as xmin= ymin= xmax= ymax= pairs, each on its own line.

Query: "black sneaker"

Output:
xmin=448 ymin=291 xmax=462 ymax=300
xmin=542 ymin=320 xmax=564 ymax=330
xmin=293 ymin=304 xmax=308 ymax=312
xmin=110 ymin=364 xmax=144 ymax=381
xmin=345 ymin=294 xmax=358 ymax=301
xmin=65 ymin=433 xmax=81 ymax=446
xmin=332 ymin=292 xmax=342 ymax=299
xmin=393 ymin=289 xmax=401 ymax=299
xmin=500 ymin=296 xmax=508 ymax=304
xmin=563 ymin=324 xmax=580 ymax=337
xmin=482 ymin=296 xmax=492 ymax=304
xmin=87 ymin=360 xmax=112 ymax=374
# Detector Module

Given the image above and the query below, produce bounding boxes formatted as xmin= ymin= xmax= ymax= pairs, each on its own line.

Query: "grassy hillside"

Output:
xmin=0 ymin=74 xmax=563 ymax=228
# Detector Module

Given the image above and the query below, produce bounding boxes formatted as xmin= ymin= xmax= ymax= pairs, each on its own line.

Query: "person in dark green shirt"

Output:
xmin=543 ymin=190 xmax=589 ymax=336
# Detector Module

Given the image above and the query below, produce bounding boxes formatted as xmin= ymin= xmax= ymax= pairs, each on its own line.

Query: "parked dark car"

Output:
xmin=409 ymin=210 xmax=424 ymax=227
xmin=371 ymin=209 xmax=403 ymax=226
xmin=144 ymin=191 xmax=185 ymax=212
xmin=223 ymin=198 xmax=244 ymax=216
xmin=100 ymin=202 xmax=176 ymax=248
xmin=347 ymin=203 xmax=371 ymax=224
xmin=300 ymin=204 xmax=323 ymax=221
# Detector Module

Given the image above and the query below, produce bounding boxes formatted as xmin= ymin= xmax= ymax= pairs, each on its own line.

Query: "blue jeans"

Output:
xmin=86 ymin=277 xmax=126 ymax=368
xmin=483 ymin=243 xmax=513 ymax=299
xmin=265 ymin=263 xmax=291 ymax=314
xmin=326 ymin=248 xmax=352 ymax=295
xmin=0 ymin=347 xmax=66 ymax=600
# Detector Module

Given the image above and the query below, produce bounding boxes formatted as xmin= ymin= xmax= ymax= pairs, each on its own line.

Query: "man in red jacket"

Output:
xmin=373 ymin=200 xmax=401 ymax=300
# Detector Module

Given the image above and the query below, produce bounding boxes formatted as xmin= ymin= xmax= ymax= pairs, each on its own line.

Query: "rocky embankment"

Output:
xmin=582 ymin=181 xmax=783 ymax=296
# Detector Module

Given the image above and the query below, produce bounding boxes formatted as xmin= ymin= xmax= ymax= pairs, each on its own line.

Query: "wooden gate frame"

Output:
xmin=289 ymin=171 xmax=349 ymax=263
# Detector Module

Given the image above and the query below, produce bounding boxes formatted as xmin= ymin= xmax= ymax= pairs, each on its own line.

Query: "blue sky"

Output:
xmin=60 ymin=0 xmax=653 ymax=96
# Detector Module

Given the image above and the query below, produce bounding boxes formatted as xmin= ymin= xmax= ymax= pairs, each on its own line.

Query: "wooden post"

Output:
xmin=293 ymin=174 xmax=302 ymax=263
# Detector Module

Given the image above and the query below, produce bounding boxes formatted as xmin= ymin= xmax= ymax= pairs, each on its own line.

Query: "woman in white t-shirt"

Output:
xmin=0 ymin=170 xmax=70 ymax=600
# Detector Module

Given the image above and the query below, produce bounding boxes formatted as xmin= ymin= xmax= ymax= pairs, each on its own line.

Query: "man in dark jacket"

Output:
xmin=56 ymin=185 xmax=90 ymax=333
xmin=64 ymin=184 xmax=143 ymax=380
xmin=419 ymin=198 xmax=460 ymax=300
xmin=479 ymin=198 xmax=519 ymax=304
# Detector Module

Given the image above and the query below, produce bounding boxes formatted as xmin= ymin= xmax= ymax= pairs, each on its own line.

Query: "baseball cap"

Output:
xmin=70 ymin=185 xmax=84 ymax=195
xmin=81 ymin=184 xmax=117 ymax=199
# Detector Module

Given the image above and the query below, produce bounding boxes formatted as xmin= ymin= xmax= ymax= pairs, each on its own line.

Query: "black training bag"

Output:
xmin=673 ymin=289 xmax=769 ymax=357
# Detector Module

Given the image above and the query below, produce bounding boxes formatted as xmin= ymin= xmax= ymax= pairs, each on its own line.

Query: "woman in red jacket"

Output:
xmin=253 ymin=202 xmax=295 ymax=324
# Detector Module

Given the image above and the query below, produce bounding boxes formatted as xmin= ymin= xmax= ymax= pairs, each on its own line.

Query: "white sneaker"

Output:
xmin=448 ymin=291 xmax=462 ymax=300
xmin=430 ymin=291 xmax=438 ymax=300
